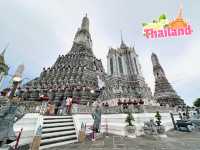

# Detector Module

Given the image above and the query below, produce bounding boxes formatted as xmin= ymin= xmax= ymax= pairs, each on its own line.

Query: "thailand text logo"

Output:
xmin=142 ymin=4 xmax=193 ymax=39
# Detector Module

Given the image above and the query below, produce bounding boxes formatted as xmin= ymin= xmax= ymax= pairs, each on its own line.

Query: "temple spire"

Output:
xmin=176 ymin=1 xmax=183 ymax=19
xmin=1 ymin=43 xmax=9 ymax=57
xmin=151 ymin=52 xmax=184 ymax=107
xmin=73 ymin=14 xmax=93 ymax=52
xmin=81 ymin=13 xmax=89 ymax=31
xmin=120 ymin=30 xmax=124 ymax=44
xmin=120 ymin=31 xmax=127 ymax=49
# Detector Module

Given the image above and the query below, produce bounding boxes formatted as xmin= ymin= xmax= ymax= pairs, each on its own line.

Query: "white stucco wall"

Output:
xmin=11 ymin=113 xmax=43 ymax=146
xmin=73 ymin=113 xmax=178 ymax=137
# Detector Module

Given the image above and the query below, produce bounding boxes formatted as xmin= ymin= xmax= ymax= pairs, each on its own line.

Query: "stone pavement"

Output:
xmin=50 ymin=130 xmax=200 ymax=150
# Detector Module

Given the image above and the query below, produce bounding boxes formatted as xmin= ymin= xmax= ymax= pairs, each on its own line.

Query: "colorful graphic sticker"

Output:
xmin=142 ymin=4 xmax=193 ymax=39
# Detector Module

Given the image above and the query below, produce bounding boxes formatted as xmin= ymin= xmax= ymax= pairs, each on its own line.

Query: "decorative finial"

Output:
xmin=120 ymin=30 xmax=127 ymax=49
xmin=85 ymin=13 xmax=87 ymax=17
xmin=177 ymin=1 xmax=183 ymax=19
xmin=120 ymin=30 xmax=124 ymax=44
xmin=1 ymin=43 xmax=9 ymax=56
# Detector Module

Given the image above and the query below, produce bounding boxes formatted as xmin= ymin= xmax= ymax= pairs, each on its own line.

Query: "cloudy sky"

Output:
xmin=0 ymin=0 xmax=199 ymax=105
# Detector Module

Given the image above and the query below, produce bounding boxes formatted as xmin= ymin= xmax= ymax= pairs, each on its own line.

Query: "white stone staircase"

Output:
xmin=39 ymin=115 xmax=78 ymax=150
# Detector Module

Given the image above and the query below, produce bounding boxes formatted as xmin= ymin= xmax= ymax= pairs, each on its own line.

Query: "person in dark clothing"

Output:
xmin=128 ymin=99 xmax=132 ymax=105
xmin=55 ymin=102 xmax=61 ymax=115
xmin=105 ymin=102 xmax=109 ymax=107
xmin=117 ymin=99 xmax=122 ymax=106
xmin=133 ymin=100 xmax=138 ymax=106
xmin=123 ymin=100 xmax=128 ymax=110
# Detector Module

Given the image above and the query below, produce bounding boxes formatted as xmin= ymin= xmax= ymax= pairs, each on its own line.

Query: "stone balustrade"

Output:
xmin=72 ymin=105 xmax=144 ymax=114
xmin=71 ymin=104 xmax=176 ymax=114
xmin=10 ymin=100 xmax=44 ymax=114
xmin=1 ymin=97 xmax=176 ymax=115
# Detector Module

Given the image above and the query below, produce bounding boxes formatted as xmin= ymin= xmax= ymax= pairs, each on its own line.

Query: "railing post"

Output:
xmin=170 ymin=113 xmax=177 ymax=130
xmin=14 ymin=128 xmax=23 ymax=150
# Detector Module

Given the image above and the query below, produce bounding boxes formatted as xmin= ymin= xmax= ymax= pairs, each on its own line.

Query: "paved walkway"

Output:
xmin=51 ymin=130 xmax=200 ymax=150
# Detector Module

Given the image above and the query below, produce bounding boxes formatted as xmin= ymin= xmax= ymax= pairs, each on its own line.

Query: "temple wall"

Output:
xmin=73 ymin=113 xmax=179 ymax=137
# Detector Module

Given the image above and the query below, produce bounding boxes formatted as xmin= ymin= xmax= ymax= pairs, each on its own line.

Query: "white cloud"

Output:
xmin=170 ymin=37 xmax=200 ymax=86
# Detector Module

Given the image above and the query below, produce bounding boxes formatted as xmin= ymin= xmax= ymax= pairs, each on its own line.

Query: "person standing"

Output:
xmin=66 ymin=96 xmax=73 ymax=114
xmin=77 ymin=97 xmax=80 ymax=105
xmin=55 ymin=102 xmax=61 ymax=115
xmin=123 ymin=100 xmax=128 ymax=111
xmin=66 ymin=97 xmax=70 ymax=114
xmin=68 ymin=96 xmax=73 ymax=114
xmin=105 ymin=102 xmax=109 ymax=107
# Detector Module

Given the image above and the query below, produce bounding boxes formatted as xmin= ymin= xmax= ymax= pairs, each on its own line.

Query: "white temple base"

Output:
xmin=73 ymin=113 xmax=179 ymax=138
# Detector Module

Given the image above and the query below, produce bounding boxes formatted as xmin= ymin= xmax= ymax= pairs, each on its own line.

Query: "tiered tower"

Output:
xmin=169 ymin=2 xmax=188 ymax=29
xmin=151 ymin=53 xmax=184 ymax=107
xmin=24 ymin=15 xmax=108 ymax=105
xmin=106 ymin=36 xmax=153 ymax=104
xmin=23 ymin=15 xmax=155 ymax=106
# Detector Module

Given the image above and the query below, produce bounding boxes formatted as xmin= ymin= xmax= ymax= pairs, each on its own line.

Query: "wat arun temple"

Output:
xmin=0 ymin=4 xmax=192 ymax=149
xmin=22 ymin=15 xmax=184 ymax=107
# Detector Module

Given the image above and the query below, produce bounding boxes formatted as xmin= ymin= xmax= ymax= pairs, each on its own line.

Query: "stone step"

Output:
xmin=40 ymin=135 xmax=77 ymax=145
xmin=39 ymin=139 xmax=78 ymax=150
xmin=43 ymin=115 xmax=72 ymax=120
xmin=43 ymin=119 xmax=73 ymax=124
xmin=42 ymin=130 xmax=76 ymax=139
xmin=43 ymin=122 xmax=74 ymax=128
xmin=39 ymin=115 xmax=77 ymax=150
xmin=42 ymin=126 xmax=75 ymax=133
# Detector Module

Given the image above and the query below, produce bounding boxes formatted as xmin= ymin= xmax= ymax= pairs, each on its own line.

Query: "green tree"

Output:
xmin=159 ymin=14 xmax=166 ymax=21
xmin=125 ymin=112 xmax=134 ymax=126
xmin=194 ymin=98 xmax=200 ymax=107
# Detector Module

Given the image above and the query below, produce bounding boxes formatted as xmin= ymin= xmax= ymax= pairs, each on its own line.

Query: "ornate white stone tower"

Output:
xmin=73 ymin=14 xmax=93 ymax=50
xmin=106 ymin=35 xmax=153 ymax=104
xmin=107 ymin=35 xmax=142 ymax=78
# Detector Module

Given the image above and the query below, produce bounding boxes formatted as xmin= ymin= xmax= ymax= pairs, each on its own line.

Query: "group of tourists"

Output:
xmin=45 ymin=96 xmax=73 ymax=115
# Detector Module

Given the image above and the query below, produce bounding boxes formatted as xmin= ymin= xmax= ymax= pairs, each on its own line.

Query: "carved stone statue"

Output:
xmin=91 ymin=105 xmax=101 ymax=133
xmin=143 ymin=119 xmax=165 ymax=135
xmin=143 ymin=119 xmax=158 ymax=135
xmin=0 ymin=97 xmax=24 ymax=146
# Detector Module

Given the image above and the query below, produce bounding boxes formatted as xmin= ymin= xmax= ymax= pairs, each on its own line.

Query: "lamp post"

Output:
xmin=8 ymin=64 xmax=25 ymax=99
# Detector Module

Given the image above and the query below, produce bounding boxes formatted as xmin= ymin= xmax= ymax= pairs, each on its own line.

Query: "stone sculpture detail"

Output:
xmin=0 ymin=97 xmax=24 ymax=146
xmin=92 ymin=105 xmax=102 ymax=133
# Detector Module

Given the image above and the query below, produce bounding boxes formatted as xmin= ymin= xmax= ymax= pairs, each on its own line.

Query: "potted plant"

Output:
xmin=155 ymin=111 xmax=161 ymax=126
xmin=155 ymin=111 xmax=165 ymax=134
xmin=125 ymin=112 xmax=136 ymax=137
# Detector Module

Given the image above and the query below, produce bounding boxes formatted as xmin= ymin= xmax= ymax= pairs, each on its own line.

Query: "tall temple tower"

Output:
xmin=23 ymin=15 xmax=156 ymax=106
xmin=106 ymin=36 xmax=153 ymax=104
xmin=107 ymin=36 xmax=142 ymax=78
xmin=151 ymin=53 xmax=184 ymax=107
xmin=24 ymin=15 xmax=108 ymax=104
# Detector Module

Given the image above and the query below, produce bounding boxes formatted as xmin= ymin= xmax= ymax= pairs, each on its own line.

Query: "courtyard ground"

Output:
xmin=49 ymin=130 xmax=200 ymax=150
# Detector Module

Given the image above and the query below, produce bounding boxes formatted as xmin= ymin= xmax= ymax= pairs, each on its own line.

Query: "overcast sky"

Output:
xmin=0 ymin=0 xmax=199 ymax=105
